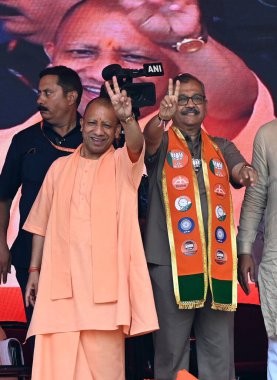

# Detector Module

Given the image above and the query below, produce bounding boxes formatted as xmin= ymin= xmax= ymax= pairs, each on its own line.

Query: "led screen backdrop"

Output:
xmin=0 ymin=0 xmax=277 ymax=320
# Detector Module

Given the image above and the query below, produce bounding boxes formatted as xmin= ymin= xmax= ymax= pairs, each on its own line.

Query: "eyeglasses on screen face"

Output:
xmin=178 ymin=94 xmax=206 ymax=106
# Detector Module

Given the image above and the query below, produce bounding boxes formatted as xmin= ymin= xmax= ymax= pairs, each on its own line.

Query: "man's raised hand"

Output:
xmin=158 ymin=78 xmax=180 ymax=121
xmin=105 ymin=76 xmax=133 ymax=122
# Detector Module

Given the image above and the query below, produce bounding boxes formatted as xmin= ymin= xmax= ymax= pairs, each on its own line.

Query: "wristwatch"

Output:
xmin=121 ymin=114 xmax=135 ymax=124
xmin=172 ymin=26 xmax=208 ymax=53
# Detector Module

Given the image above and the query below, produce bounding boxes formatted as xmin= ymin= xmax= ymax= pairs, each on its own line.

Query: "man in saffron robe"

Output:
xmin=143 ymin=73 xmax=257 ymax=380
xmin=24 ymin=76 xmax=158 ymax=380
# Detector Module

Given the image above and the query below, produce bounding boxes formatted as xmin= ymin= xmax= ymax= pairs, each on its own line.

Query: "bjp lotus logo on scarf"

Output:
xmin=209 ymin=158 xmax=226 ymax=177
xmin=167 ymin=150 xmax=188 ymax=169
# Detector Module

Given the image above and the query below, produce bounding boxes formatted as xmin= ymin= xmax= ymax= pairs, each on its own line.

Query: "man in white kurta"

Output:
xmin=237 ymin=118 xmax=277 ymax=380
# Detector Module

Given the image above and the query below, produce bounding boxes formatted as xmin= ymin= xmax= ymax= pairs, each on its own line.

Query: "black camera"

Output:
xmin=101 ymin=63 xmax=164 ymax=114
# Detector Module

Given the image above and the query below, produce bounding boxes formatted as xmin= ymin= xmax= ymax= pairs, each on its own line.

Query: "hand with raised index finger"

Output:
xmin=105 ymin=76 xmax=133 ymax=121
xmin=158 ymin=78 xmax=180 ymax=121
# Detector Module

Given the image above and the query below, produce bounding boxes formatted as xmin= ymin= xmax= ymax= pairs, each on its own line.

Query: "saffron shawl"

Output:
xmin=50 ymin=144 xmax=118 ymax=303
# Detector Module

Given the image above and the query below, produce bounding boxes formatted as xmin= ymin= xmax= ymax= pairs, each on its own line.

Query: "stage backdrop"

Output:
xmin=0 ymin=0 xmax=276 ymax=321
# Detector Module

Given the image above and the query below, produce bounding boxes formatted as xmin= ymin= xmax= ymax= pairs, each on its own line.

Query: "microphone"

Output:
xmin=102 ymin=64 xmax=122 ymax=80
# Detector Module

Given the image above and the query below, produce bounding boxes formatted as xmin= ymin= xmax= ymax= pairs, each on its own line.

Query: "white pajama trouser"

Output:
xmin=268 ymin=338 xmax=277 ymax=380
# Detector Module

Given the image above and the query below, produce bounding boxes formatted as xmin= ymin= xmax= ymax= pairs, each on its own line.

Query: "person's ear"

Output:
xmin=80 ymin=118 xmax=84 ymax=132
xmin=67 ymin=90 xmax=78 ymax=106
xmin=115 ymin=123 xmax=121 ymax=139
xmin=44 ymin=42 xmax=55 ymax=61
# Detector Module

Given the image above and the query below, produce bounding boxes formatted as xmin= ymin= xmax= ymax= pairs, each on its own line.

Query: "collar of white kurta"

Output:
xmin=51 ymin=144 xmax=118 ymax=303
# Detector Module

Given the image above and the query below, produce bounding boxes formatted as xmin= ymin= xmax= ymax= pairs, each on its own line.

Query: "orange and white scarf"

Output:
xmin=163 ymin=127 xmax=237 ymax=311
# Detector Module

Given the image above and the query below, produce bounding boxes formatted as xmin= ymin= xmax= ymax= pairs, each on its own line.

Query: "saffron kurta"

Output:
xmin=23 ymin=144 xmax=158 ymax=338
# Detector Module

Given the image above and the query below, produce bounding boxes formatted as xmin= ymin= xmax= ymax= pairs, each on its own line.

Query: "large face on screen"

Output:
xmin=0 ymin=0 xmax=79 ymax=42
xmin=46 ymin=2 xmax=178 ymax=116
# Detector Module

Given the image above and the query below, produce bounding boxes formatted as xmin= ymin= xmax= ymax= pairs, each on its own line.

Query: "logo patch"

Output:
xmin=209 ymin=158 xmax=226 ymax=177
xmin=215 ymin=227 xmax=227 ymax=243
xmin=214 ymin=184 xmax=226 ymax=199
xmin=192 ymin=158 xmax=201 ymax=172
xmin=215 ymin=249 xmax=227 ymax=265
xmin=175 ymin=196 xmax=192 ymax=212
xmin=215 ymin=205 xmax=227 ymax=221
xmin=178 ymin=217 xmax=195 ymax=234
xmin=172 ymin=176 xmax=189 ymax=190
xmin=167 ymin=150 xmax=188 ymax=168
xmin=181 ymin=240 xmax=198 ymax=256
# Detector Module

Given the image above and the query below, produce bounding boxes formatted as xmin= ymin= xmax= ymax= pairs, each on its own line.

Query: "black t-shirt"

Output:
xmin=0 ymin=117 xmax=82 ymax=268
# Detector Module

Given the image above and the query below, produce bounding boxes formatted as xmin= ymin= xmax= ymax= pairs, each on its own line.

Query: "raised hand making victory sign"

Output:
xmin=105 ymin=76 xmax=144 ymax=162
xmin=105 ymin=76 xmax=133 ymax=123
xmin=158 ymin=78 xmax=180 ymax=121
